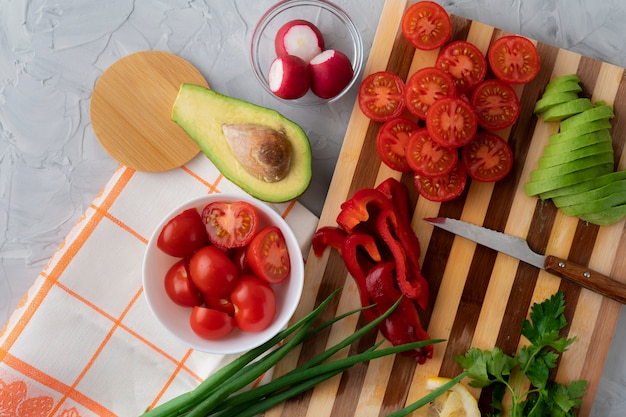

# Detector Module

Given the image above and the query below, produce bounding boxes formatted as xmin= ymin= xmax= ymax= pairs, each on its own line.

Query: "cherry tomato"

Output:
xmin=188 ymin=245 xmax=239 ymax=298
xmin=230 ymin=275 xmax=276 ymax=332
xmin=202 ymin=201 xmax=259 ymax=249
xmin=470 ymin=79 xmax=521 ymax=130
xmin=436 ymin=40 xmax=487 ymax=92
xmin=376 ymin=117 xmax=421 ymax=172
xmin=462 ymin=132 xmax=513 ymax=182
xmin=426 ymin=96 xmax=478 ymax=148
xmin=157 ymin=208 xmax=208 ymax=258
xmin=401 ymin=1 xmax=451 ymax=51
xmin=231 ymin=246 xmax=252 ymax=275
xmin=358 ymin=71 xmax=406 ymax=122
xmin=405 ymin=67 xmax=456 ymax=120
xmin=190 ymin=306 xmax=236 ymax=340
xmin=406 ymin=128 xmax=458 ymax=177
xmin=247 ymin=226 xmax=291 ymax=284
xmin=163 ymin=259 xmax=203 ymax=307
xmin=204 ymin=296 xmax=236 ymax=317
xmin=488 ymin=35 xmax=540 ymax=84
xmin=414 ymin=161 xmax=467 ymax=202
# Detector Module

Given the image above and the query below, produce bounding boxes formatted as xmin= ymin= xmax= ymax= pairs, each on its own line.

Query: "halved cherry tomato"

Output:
xmin=247 ymin=226 xmax=291 ymax=284
xmin=230 ymin=275 xmax=276 ymax=332
xmin=190 ymin=306 xmax=236 ymax=340
xmin=488 ymin=35 xmax=540 ymax=84
xmin=358 ymin=71 xmax=406 ymax=122
xmin=202 ymin=201 xmax=259 ymax=249
xmin=405 ymin=67 xmax=456 ymax=120
xmin=406 ymin=128 xmax=458 ymax=177
xmin=462 ymin=132 xmax=513 ymax=182
xmin=414 ymin=161 xmax=467 ymax=202
xmin=157 ymin=208 xmax=208 ymax=258
xmin=188 ymin=245 xmax=239 ymax=298
xmin=470 ymin=79 xmax=521 ymax=130
xmin=436 ymin=40 xmax=487 ymax=92
xmin=401 ymin=1 xmax=451 ymax=51
xmin=426 ymin=96 xmax=478 ymax=148
xmin=376 ymin=117 xmax=420 ymax=172
xmin=164 ymin=259 xmax=203 ymax=307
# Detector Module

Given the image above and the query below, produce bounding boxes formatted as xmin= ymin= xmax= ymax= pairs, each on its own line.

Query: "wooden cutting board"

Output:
xmin=266 ymin=0 xmax=626 ymax=416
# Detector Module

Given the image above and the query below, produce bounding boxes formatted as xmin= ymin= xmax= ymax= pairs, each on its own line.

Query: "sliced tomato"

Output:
xmin=376 ymin=117 xmax=421 ymax=172
xmin=461 ymin=132 xmax=513 ymax=182
xmin=470 ymin=79 xmax=521 ymax=130
xmin=406 ymin=128 xmax=458 ymax=177
xmin=247 ymin=226 xmax=291 ymax=284
xmin=488 ymin=35 xmax=540 ymax=84
xmin=426 ymin=96 xmax=478 ymax=148
xmin=405 ymin=67 xmax=456 ymax=120
xmin=401 ymin=1 xmax=451 ymax=51
xmin=414 ymin=162 xmax=467 ymax=202
xmin=358 ymin=71 xmax=406 ymax=122
xmin=202 ymin=201 xmax=259 ymax=249
xmin=436 ymin=40 xmax=487 ymax=92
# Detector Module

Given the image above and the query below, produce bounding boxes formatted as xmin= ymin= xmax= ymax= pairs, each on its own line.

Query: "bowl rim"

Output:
xmin=142 ymin=192 xmax=305 ymax=354
xmin=250 ymin=0 xmax=364 ymax=107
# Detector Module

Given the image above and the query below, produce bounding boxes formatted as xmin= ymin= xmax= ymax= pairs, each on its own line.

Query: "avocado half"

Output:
xmin=172 ymin=84 xmax=312 ymax=202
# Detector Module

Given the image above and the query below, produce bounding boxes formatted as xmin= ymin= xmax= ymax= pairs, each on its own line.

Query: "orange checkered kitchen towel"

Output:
xmin=0 ymin=154 xmax=319 ymax=416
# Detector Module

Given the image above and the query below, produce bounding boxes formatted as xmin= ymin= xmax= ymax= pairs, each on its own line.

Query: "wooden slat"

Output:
xmin=269 ymin=0 xmax=626 ymax=415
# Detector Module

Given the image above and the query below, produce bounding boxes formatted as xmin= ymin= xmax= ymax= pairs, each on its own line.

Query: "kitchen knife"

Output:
xmin=423 ymin=217 xmax=626 ymax=304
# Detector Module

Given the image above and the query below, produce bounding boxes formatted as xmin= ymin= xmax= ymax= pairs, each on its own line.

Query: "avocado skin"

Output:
xmin=171 ymin=84 xmax=312 ymax=203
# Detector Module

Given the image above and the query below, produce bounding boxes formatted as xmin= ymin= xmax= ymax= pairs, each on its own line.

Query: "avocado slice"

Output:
xmin=171 ymin=84 xmax=312 ymax=203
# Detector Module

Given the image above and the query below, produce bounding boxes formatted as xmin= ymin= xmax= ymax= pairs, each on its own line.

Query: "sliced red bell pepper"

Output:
xmin=366 ymin=262 xmax=433 ymax=364
xmin=375 ymin=177 xmax=412 ymax=226
xmin=337 ymin=188 xmax=392 ymax=233
xmin=312 ymin=226 xmax=347 ymax=257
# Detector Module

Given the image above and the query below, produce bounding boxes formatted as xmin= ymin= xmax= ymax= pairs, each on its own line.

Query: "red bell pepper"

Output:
xmin=366 ymin=262 xmax=433 ymax=364
xmin=312 ymin=226 xmax=347 ymax=257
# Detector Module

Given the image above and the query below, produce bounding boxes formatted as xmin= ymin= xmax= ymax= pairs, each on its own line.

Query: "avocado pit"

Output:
xmin=222 ymin=123 xmax=292 ymax=182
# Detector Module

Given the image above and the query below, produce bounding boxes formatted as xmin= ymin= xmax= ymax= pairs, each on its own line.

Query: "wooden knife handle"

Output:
xmin=544 ymin=255 xmax=626 ymax=304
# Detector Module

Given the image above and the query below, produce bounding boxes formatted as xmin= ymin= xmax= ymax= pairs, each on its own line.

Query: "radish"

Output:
xmin=268 ymin=55 xmax=311 ymax=100
xmin=309 ymin=49 xmax=354 ymax=99
xmin=275 ymin=19 xmax=325 ymax=63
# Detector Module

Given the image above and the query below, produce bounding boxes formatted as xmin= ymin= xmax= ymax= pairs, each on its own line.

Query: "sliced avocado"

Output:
xmin=524 ymin=163 xmax=614 ymax=197
xmin=578 ymin=203 xmax=626 ymax=225
xmin=533 ymin=91 xmax=579 ymax=114
xmin=549 ymin=171 xmax=626 ymax=204
xmin=171 ymin=84 xmax=312 ymax=203
xmin=557 ymin=179 xmax=626 ymax=216
xmin=560 ymin=104 xmax=614 ymax=131
xmin=542 ymin=97 xmax=593 ymax=122
xmin=530 ymin=153 xmax=615 ymax=182
xmin=538 ymin=140 xmax=614 ymax=169
xmin=548 ymin=120 xmax=613 ymax=145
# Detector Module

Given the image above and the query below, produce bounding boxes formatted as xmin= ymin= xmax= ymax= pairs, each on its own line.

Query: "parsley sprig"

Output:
xmin=454 ymin=292 xmax=587 ymax=417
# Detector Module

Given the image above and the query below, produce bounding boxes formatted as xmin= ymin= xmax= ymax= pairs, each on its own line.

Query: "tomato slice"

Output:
xmin=414 ymin=161 xmax=467 ymax=202
xmin=426 ymin=96 xmax=478 ymax=148
xmin=246 ymin=226 xmax=291 ymax=284
xmin=470 ymin=79 xmax=521 ymax=130
xmin=376 ymin=117 xmax=420 ymax=172
xmin=488 ymin=35 xmax=540 ymax=84
xmin=406 ymin=128 xmax=458 ymax=177
xmin=358 ymin=71 xmax=406 ymax=122
xmin=157 ymin=208 xmax=208 ymax=258
xmin=190 ymin=306 xmax=236 ymax=340
xmin=202 ymin=201 xmax=259 ymax=248
xmin=401 ymin=1 xmax=451 ymax=51
xmin=164 ymin=259 xmax=203 ymax=307
xmin=436 ymin=40 xmax=487 ymax=92
xmin=231 ymin=275 xmax=276 ymax=332
xmin=405 ymin=67 xmax=456 ymax=120
xmin=461 ymin=132 xmax=513 ymax=182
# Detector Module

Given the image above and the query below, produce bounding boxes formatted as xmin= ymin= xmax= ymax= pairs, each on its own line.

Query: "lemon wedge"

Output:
xmin=416 ymin=376 xmax=481 ymax=417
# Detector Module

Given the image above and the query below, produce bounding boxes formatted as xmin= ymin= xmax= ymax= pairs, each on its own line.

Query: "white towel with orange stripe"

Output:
xmin=0 ymin=154 xmax=319 ymax=417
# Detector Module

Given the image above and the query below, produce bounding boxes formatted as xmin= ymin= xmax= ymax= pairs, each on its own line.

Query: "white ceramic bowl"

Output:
xmin=142 ymin=193 xmax=304 ymax=354
xmin=250 ymin=0 xmax=364 ymax=106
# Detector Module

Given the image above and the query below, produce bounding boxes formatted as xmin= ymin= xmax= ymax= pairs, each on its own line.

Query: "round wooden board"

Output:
xmin=90 ymin=51 xmax=209 ymax=172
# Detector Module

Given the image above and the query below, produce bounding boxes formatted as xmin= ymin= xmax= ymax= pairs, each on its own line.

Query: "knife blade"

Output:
xmin=423 ymin=217 xmax=626 ymax=304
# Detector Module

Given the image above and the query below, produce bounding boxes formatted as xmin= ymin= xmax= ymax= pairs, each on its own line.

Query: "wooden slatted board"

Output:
xmin=266 ymin=0 xmax=626 ymax=415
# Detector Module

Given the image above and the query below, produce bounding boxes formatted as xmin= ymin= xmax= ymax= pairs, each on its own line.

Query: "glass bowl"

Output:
xmin=142 ymin=193 xmax=304 ymax=354
xmin=251 ymin=0 xmax=364 ymax=106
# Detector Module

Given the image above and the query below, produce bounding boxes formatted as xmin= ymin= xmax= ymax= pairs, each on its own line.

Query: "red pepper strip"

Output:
xmin=377 ymin=208 xmax=429 ymax=310
xmin=337 ymin=188 xmax=392 ymax=233
xmin=341 ymin=232 xmax=382 ymax=323
xmin=311 ymin=226 xmax=347 ymax=257
xmin=375 ymin=177 xmax=412 ymax=227
xmin=366 ymin=262 xmax=433 ymax=364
